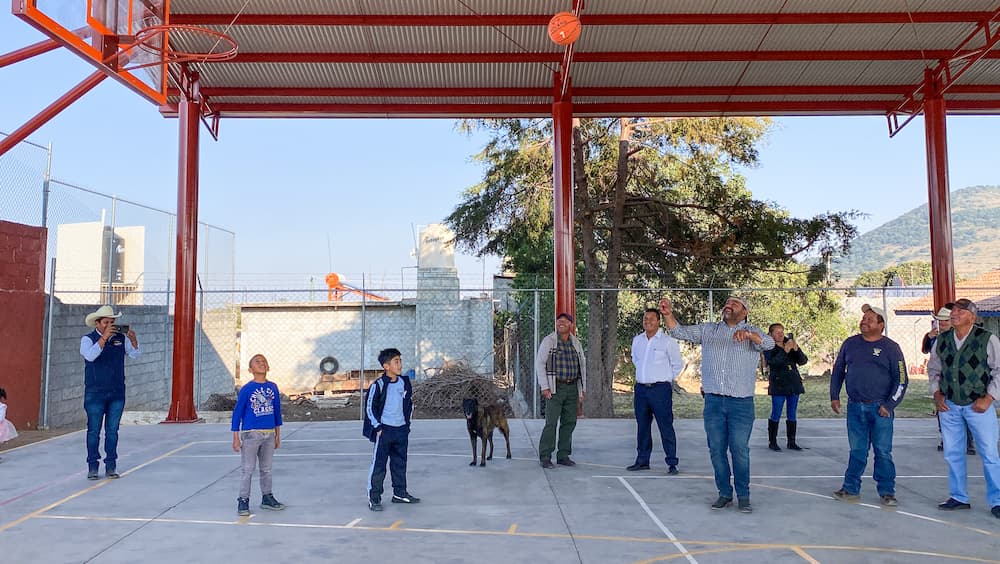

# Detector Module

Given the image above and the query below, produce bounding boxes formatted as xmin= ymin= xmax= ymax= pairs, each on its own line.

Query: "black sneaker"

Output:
xmin=105 ymin=466 xmax=120 ymax=479
xmin=667 ymin=465 xmax=679 ymax=475
xmin=237 ymin=497 xmax=250 ymax=516
xmin=711 ymin=496 xmax=733 ymax=510
xmin=369 ymin=499 xmax=383 ymax=511
xmin=626 ymin=463 xmax=650 ymax=471
xmin=738 ymin=498 xmax=752 ymax=513
xmin=938 ymin=497 xmax=971 ymax=510
xmin=991 ymin=506 xmax=1000 ymax=519
xmin=260 ymin=493 xmax=286 ymax=511
xmin=87 ymin=465 xmax=100 ymax=481
xmin=392 ymin=493 xmax=421 ymax=504
xmin=556 ymin=458 xmax=576 ymax=467
xmin=540 ymin=459 xmax=554 ymax=469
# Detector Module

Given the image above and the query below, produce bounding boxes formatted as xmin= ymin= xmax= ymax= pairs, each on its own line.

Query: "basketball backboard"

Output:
xmin=13 ymin=0 xmax=168 ymax=104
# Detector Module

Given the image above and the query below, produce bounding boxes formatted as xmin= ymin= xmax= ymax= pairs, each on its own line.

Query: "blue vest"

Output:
xmin=84 ymin=329 xmax=127 ymax=396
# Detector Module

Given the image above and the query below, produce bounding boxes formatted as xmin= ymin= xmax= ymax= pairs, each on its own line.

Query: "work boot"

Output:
xmin=260 ymin=493 xmax=286 ymax=511
xmin=767 ymin=419 xmax=781 ymax=451
xmin=786 ymin=420 xmax=804 ymax=451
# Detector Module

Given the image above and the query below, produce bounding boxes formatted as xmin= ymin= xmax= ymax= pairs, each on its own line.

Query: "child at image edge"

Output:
xmin=0 ymin=388 xmax=18 ymax=462
xmin=232 ymin=354 xmax=286 ymax=515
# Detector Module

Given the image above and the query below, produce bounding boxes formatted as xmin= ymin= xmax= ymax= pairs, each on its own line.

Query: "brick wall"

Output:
xmin=0 ymin=220 xmax=46 ymax=429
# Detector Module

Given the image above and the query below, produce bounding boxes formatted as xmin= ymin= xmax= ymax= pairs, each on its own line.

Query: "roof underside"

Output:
xmin=161 ymin=0 xmax=1000 ymax=119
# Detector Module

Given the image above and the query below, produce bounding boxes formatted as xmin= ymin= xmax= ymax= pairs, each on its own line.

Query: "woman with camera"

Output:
xmin=763 ymin=323 xmax=807 ymax=451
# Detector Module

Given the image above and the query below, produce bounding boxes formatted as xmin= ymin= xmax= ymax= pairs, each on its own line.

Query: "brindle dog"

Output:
xmin=462 ymin=398 xmax=511 ymax=466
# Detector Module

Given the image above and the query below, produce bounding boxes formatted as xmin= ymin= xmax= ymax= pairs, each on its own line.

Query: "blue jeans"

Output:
xmin=84 ymin=390 xmax=126 ymax=467
xmin=703 ymin=394 xmax=755 ymax=499
xmin=769 ymin=395 xmax=799 ymax=422
xmin=842 ymin=402 xmax=895 ymax=496
xmin=634 ymin=382 xmax=678 ymax=467
xmin=939 ymin=400 xmax=1000 ymax=506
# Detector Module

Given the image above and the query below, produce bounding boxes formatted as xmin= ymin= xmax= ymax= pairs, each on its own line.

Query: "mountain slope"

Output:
xmin=835 ymin=185 xmax=1000 ymax=279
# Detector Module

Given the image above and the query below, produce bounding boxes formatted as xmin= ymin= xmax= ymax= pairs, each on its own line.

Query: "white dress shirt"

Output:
xmin=631 ymin=329 xmax=684 ymax=384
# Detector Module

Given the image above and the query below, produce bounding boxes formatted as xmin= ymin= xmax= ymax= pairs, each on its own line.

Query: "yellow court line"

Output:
xmin=792 ymin=546 xmax=821 ymax=564
xmin=507 ymin=523 xmax=518 ymax=534
xmin=0 ymin=442 xmax=196 ymax=534
xmin=634 ymin=544 xmax=1000 ymax=564
xmin=389 ymin=520 xmax=403 ymax=529
xmin=238 ymin=514 xmax=253 ymax=525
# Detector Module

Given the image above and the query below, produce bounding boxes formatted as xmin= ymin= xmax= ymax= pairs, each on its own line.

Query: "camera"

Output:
xmin=112 ymin=324 xmax=130 ymax=334
xmin=784 ymin=333 xmax=793 ymax=341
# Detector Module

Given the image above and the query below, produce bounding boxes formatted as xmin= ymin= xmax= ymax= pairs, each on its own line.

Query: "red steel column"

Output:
xmin=923 ymin=71 xmax=956 ymax=310
xmin=552 ymin=79 xmax=575 ymax=319
xmin=166 ymin=81 xmax=201 ymax=422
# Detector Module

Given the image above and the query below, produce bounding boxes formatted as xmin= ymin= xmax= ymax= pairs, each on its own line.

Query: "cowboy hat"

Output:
xmin=85 ymin=305 xmax=121 ymax=327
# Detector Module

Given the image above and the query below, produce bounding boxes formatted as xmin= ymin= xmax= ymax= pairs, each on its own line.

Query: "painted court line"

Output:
xmin=617 ymin=477 xmax=698 ymax=564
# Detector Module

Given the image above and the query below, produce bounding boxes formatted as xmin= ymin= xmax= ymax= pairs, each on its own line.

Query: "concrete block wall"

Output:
xmin=43 ymin=301 xmax=237 ymax=429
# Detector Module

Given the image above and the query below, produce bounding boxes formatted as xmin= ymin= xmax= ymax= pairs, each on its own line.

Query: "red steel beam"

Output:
xmin=198 ymin=99 xmax=1000 ymax=117
xmin=0 ymin=37 xmax=61 ymax=68
xmin=924 ymin=78 xmax=956 ymax=310
xmin=0 ymin=71 xmax=106 ymax=158
xmin=552 ymin=80 xmax=575 ymax=324
xmin=223 ymin=49 xmax=996 ymax=64
xmin=171 ymin=12 xmax=994 ymax=27
xmin=169 ymin=84 xmax=1000 ymax=99
xmin=165 ymin=76 xmax=202 ymax=424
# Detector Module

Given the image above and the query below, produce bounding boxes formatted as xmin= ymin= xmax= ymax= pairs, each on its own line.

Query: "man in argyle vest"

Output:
xmin=927 ymin=298 xmax=1000 ymax=519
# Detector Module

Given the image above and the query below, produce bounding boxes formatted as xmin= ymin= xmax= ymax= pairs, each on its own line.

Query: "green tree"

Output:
xmin=854 ymin=261 xmax=935 ymax=287
xmin=447 ymin=117 xmax=859 ymax=416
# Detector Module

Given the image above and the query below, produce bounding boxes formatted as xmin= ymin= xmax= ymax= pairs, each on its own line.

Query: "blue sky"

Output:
xmin=1 ymin=17 xmax=997 ymax=289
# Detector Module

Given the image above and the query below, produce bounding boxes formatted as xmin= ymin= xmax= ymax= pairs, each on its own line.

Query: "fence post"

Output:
xmin=532 ymin=289 xmax=540 ymax=419
xmin=882 ymin=286 xmax=890 ymax=337
xmin=40 ymin=143 xmax=52 ymax=228
xmin=707 ymin=289 xmax=714 ymax=323
xmin=360 ymin=275 xmax=367 ymax=422
xmin=107 ymin=195 xmax=117 ymax=305
xmin=40 ymin=257 xmax=56 ymax=429
xmin=196 ymin=275 xmax=204 ymax=409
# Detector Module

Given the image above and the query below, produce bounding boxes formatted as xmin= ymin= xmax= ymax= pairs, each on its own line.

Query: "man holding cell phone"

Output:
xmin=80 ymin=305 xmax=141 ymax=480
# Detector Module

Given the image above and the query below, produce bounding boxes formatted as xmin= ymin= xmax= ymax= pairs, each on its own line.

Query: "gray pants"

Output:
xmin=239 ymin=431 xmax=275 ymax=499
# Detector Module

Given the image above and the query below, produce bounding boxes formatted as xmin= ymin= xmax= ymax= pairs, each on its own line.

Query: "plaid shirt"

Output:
xmin=547 ymin=338 xmax=581 ymax=381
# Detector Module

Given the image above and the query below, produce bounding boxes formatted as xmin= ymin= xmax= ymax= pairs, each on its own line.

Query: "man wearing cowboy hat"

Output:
xmin=80 ymin=305 xmax=140 ymax=480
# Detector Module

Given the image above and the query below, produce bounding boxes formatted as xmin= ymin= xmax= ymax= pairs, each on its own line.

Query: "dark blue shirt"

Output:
xmin=830 ymin=335 xmax=909 ymax=411
xmin=231 ymin=381 xmax=283 ymax=431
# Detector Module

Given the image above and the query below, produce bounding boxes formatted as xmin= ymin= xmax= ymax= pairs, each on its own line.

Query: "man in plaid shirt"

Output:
xmin=535 ymin=312 xmax=587 ymax=468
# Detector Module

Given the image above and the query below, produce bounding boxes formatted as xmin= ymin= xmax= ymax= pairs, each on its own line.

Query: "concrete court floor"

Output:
xmin=1 ymin=416 xmax=998 ymax=564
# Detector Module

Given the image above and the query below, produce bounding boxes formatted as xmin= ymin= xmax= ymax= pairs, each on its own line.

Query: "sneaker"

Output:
xmin=937 ymin=497 xmax=971 ymax=510
xmin=87 ymin=465 xmax=100 ymax=481
xmin=556 ymin=458 xmax=576 ymax=467
xmin=626 ymin=463 xmax=650 ymax=471
xmin=832 ymin=488 xmax=860 ymax=502
xmin=237 ymin=497 xmax=250 ymax=516
xmin=937 ymin=442 xmax=943 ymax=452
xmin=368 ymin=499 xmax=383 ymax=512
xmin=667 ymin=465 xmax=679 ymax=475
xmin=967 ymin=447 xmax=977 ymax=456
xmin=391 ymin=493 xmax=420 ymax=504
xmin=710 ymin=496 xmax=733 ymax=510
xmin=540 ymin=459 xmax=554 ymax=469
xmin=260 ymin=493 xmax=286 ymax=511
xmin=105 ymin=466 xmax=120 ymax=479
xmin=738 ymin=498 xmax=752 ymax=513
xmin=991 ymin=506 xmax=1000 ymax=519
xmin=880 ymin=494 xmax=898 ymax=507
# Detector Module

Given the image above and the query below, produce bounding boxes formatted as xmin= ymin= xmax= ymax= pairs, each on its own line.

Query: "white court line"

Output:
xmin=594 ymin=474 xmax=985 ymax=479
xmin=346 ymin=518 xmax=362 ymax=527
xmin=194 ymin=437 xmax=478 ymax=443
xmin=617 ymin=477 xmax=698 ymax=564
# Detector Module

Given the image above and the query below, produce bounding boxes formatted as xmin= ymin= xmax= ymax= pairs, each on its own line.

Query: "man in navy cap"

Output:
xmin=535 ymin=312 xmax=587 ymax=468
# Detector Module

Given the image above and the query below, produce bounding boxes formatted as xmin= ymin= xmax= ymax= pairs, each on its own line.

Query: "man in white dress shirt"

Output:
xmin=627 ymin=308 xmax=685 ymax=474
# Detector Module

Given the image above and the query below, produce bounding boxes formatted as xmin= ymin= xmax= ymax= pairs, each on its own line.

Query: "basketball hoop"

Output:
xmin=112 ymin=24 xmax=238 ymax=71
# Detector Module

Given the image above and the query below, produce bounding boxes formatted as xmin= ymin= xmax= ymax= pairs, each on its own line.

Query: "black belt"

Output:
xmin=556 ymin=378 xmax=579 ymax=384
xmin=637 ymin=381 xmax=670 ymax=388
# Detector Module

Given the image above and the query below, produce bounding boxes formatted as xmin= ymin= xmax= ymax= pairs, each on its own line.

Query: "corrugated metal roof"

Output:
xmin=150 ymin=0 xmax=1000 ymax=118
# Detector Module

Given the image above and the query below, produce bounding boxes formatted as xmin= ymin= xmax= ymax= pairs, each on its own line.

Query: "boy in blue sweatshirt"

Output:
xmin=830 ymin=305 xmax=908 ymax=507
xmin=232 ymin=354 xmax=286 ymax=516
xmin=365 ymin=348 xmax=419 ymax=511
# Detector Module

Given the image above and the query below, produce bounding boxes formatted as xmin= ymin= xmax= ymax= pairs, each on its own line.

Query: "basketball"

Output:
xmin=548 ymin=12 xmax=581 ymax=46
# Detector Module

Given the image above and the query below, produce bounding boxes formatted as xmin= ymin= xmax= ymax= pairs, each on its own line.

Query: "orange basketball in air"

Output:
xmin=548 ymin=12 xmax=581 ymax=46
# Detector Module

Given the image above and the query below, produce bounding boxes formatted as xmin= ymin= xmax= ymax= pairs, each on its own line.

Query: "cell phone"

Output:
xmin=785 ymin=333 xmax=793 ymax=340
xmin=112 ymin=324 xmax=130 ymax=334
xmin=932 ymin=320 xmax=940 ymax=331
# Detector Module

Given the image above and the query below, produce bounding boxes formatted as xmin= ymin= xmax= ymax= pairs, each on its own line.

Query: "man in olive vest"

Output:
xmin=927 ymin=298 xmax=1000 ymax=519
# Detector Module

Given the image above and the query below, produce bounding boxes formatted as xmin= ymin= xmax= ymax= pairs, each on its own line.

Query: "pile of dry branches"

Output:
xmin=412 ymin=362 xmax=511 ymax=418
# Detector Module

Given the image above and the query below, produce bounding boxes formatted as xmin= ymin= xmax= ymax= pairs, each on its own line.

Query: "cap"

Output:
xmin=933 ymin=307 xmax=952 ymax=321
xmin=951 ymin=298 xmax=978 ymax=316
xmin=861 ymin=303 xmax=886 ymax=320
xmin=724 ymin=295 xmax=749 ymax=312
xmin=556 ymin=312 xmax=575 ymax=323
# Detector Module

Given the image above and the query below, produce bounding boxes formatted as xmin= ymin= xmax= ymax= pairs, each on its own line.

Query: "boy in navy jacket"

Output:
xmin=232 ymin=354 xmax=286 ymax=515
xmin=365 ymin=348 xmax=419 ymax=511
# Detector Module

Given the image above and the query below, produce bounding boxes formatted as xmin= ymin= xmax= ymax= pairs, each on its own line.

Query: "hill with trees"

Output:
xmin=835 ymin=185 xmax=1000 ymax=280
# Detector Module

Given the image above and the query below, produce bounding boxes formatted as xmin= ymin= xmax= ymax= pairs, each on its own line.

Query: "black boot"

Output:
xmin=786 ymin=420 xmax=804 ymax=451
xmin=767 ymin=419 xmax=781 ymax=451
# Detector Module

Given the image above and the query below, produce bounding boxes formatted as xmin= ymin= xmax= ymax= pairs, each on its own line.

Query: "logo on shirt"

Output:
xmin=872 ymin=348 xmax=882 ymax=357
xmin=249 ymin=387 xmax=276 ymax=418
